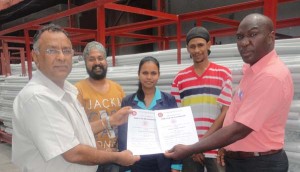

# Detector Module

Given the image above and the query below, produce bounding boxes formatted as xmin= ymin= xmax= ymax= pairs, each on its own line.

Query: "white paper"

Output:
xmin=127 ymin=107 xmax=198 ymax=155
xmin=127 ymin=109 xmax=162 ymax=155
xmin=155 ymin=106 xmax=199 ymax=151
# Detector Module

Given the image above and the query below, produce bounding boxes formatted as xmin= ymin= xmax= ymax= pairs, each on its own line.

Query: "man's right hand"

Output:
xmin=110 ymin=106 xmax=132 ymax=127
xmin=164 ymin=144 xmax=194 ymax=160
xmin=116 ymin=150 xmax=140 ymax=166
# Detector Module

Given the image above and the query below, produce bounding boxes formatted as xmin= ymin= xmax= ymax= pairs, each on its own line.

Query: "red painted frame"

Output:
xmin=0 ymin=0 xmax=299 ymax=76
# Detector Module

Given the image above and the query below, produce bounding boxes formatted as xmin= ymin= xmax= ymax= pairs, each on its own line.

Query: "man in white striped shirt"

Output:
xmin=171 ymin=26 xmax=232 ymax=172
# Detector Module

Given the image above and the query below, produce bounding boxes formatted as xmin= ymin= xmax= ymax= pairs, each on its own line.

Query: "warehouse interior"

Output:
xmin=0 ymin=0 xmax=300 ymax=171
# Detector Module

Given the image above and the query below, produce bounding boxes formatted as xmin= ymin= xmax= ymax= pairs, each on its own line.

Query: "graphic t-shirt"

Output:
xmin=75 ymin=79 xmax=125 ymax=150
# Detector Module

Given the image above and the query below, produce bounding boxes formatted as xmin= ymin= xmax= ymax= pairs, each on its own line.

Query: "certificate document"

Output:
xmin=127 ymin=109 xmax=162 ymax=155
xmin=155 ymin=106 xmax=199 ymax=151
xmin=127 ymin=106 xmax=198 ymax=155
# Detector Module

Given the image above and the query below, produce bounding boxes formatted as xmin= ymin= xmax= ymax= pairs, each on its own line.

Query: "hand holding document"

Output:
xmin=127 ymin=106 xmax=198 ymax=155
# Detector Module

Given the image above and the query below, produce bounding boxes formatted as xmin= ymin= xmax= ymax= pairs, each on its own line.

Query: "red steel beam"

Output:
xmin=106 ymin=18 xmax=175 ymax=35
xmin=97 ymin=5 xmax=106 ymax=45
xmin=20 ymin=48 xmax=26 ymax=76
xmin=277 ymin=18 xmax=300 ymax=28
xmin=1 ymin=0 xmax=297 ymax=39
xmin=104 ymin=3 xmax=178 ymax=21
xmin=117 ymin=33 xmax=165 ymax=40
xmin=24 ymin=29 xmax=32 ymax=79
xmin=157 ymin=0 xmax=166 ymax=50
xmin=0 ymin=47 xmax=26 ymax=50
xmin=210 ymin=28 xmax=238 ymax=37
xmin=0 ymin=0 xmax=299 ymax=70
xmin=180 ymin=1 xmax=264 ymax=21
xmin=68 ymin=0 xmax=72 ymax=27
xmin=264 ymin=0 xmax=278 ymax=30
xmin=168 ymin=27 xmax=238 ymax=42
xmin=71 ymin=34 xmax=96 ymax=42
xmin=180 ymin=0 xmax=297 ymax=22
xmin=2 ymin=41 xmax=11 ymax=76
xmin=203 ymin=16 xmax=240 ymax=27
xmin=278 ymin=0 xmax=299 ymax=3
xmin=72 ymin=41 xmax=88 ymax=46
xmin=8 ymin=57 xmax=22 ymax=60
xmin=167 ymin=17 xmax=300 ymax=42
xmin=0 ymin=53 xmax=5 ymax=75
xmin=0 ymin=34 xmax=92 ymax=45
xmin=108 ymin=39 xmax=158 ymax=48
xmin=164 ymin=38 xmax=170 ymax=50
xmin=1 ymin=0 xmax=296 ymax=38
xmin=0 ymin=36 xmax=33 ymax=44
xmin=0 ymin=0 xmax=116 ymax=36
xmin=177 ymin=19 xmax=182 ymax=64
xmin=111 ymin=35 xmax=116 ymax=66
xmin=30 ymin=25 xmax=97 ymax=35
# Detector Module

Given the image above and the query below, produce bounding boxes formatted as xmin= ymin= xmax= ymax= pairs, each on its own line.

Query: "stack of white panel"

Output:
xmin=0 ymin=39 xmax=299 ymax=171
xmin=0 ymin=76 xmax=28 ymax=134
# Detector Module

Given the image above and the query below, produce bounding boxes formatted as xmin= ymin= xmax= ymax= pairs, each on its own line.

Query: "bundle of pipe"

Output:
xmin=105 ymin=38 xmax=300 ymax=67
xmin=0 ymin=76 xmax=28 ymax=134
xmin=0 ymin=38 xmax=299 ymax=171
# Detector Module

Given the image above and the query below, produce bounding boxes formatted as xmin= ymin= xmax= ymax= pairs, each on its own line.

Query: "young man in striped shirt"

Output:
xmin=171 ymin=26 xmax=232 ymax=172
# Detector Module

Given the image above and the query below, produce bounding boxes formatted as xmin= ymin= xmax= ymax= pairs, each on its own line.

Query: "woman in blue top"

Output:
xmin=118 ymin=56 xmax=182 ymax=172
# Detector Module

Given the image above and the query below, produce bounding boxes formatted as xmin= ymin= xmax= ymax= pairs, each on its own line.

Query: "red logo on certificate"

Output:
xmin=158 ymin=112 xmax=163 ymax=117
xmin=131 ymin=111 xmax=137 ymax=116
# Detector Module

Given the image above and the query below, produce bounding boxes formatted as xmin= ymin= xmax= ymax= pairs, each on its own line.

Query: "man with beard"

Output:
xmin=75 ymin=41 xmax=126 ymax=172
xmin=170 ymin=26 xmax=232 ymax=172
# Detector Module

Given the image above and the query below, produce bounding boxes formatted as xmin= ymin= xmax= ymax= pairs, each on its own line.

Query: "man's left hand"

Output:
xmin=110 ymin=106 xmax=132 ymax=127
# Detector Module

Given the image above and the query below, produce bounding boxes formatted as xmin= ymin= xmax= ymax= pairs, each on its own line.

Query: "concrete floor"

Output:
xmin=0 ymin=143 xmax=20 ymax=172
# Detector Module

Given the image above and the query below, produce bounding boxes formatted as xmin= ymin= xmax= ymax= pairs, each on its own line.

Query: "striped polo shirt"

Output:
xmin=171 ymin=62 xmax=232 ymax=157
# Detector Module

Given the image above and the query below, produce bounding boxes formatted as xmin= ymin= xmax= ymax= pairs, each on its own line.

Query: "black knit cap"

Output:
xmin=186 ymin=26 xmax=211 ymax=55
xmin=186 ymin=26 xmax=210 ymax=44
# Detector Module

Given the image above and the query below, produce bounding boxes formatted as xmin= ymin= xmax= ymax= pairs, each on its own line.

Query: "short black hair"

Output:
xmin=33 ymin=23 xmax=69 ymax=50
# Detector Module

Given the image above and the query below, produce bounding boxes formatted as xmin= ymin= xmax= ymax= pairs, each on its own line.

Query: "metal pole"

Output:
xmin=97 ymin=5 xmax=106 ymax=46
xmin=176 ymin=18 xmax=182 ymax=64
xmin=263 ymin=0 xmax=278 ymax=31
xmin=20 ymin=48 xmax=27 ymax=76
xmin=111 ymin=35 xmax=116 ymax=67
xmin=24 ymin=29 xmax=32 ymax=79
xmin=2 ymin=41 xmax=11 ymax=76
xmin=0 ymin=52 xmax=6 ymax=75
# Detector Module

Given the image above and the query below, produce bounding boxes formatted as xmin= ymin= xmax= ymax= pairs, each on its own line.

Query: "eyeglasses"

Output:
xmin=41 ymin=48 xmax=74 ymax=56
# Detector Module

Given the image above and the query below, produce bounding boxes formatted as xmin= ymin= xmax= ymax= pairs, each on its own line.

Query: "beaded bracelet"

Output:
xmin=101 ymin=118 xmax=112 ymax=138
xmin=106 ymin=116 xmax=112 ymax=130
xmin=100 ymin=118 xmax=106 ymax=130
